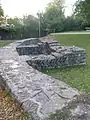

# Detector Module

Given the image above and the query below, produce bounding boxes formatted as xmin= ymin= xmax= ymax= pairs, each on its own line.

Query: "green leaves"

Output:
xmin=42 ymin=0 xmax=65 ymax=32
xmin=0 ymin=7 xmax=4 ymax=17
xmin=74 ymin=0 xmax=90 ymax=24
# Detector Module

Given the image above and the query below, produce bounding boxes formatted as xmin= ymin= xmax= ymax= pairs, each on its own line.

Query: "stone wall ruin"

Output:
xmin=0 ymin=36 xmax=86 ymax=120
xmin=16 ymin=36 xmax=86 ymax=70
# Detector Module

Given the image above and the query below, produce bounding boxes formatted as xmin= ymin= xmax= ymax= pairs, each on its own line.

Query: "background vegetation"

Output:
xmin=0 ymin=0 xmax=89 ymax=40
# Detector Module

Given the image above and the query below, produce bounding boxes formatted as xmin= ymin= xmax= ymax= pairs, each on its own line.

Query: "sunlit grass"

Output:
xmin=42 ymin=34 xmax=90 ymax=92
xmin=0 ymin=40 xmax=12 ymax=47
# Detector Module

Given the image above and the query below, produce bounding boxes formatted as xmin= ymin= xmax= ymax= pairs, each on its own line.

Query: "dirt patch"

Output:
xmin=0 ymin=89 xmax=30 ymax=120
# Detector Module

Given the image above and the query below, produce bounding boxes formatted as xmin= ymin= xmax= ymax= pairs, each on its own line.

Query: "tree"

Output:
xmin=7 ymin=15 xmax=39 ymax=39
xmin=22 ymin=15 xmax=39 ymax=38
xmin=7 ymin=17 xmax=21 ymax=27
xmin=6 ymin=17 xmax=22 ymax=39
xmin=0 ymin=6 xmax=5 ymax=25
xmin=64 ymin=15 xmax=87 ymax=31
xmin=0 ymin=6 xmax=4 ymax=17
xmin=40 ymin=0 xmax=65 ymax=33
xmin=74 ymin=0 xmax=90 ymax=24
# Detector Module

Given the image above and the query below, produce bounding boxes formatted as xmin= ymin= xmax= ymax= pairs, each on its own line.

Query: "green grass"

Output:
xmin=0 ymin=40 xmax=12 ymax=47
xmin=42 ymin=34 xmax=90 ymax=92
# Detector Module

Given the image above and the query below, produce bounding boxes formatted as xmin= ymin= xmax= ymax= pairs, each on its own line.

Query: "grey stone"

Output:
xmin=46 ymin=94 xmax=90 ymax=120
xmin=16 ymin=37 xmax=86 ymax=70
xmin=16 ymin=38 xmax=52 ymax=56
xmin=71 ymin=103 xmax=88 ymax=117
xmin=0 ymin=36 xmax=86 ymax=120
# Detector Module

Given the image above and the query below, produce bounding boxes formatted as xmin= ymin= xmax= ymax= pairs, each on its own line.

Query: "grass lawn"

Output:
xmin=0 ymin=40 xmax=12 ymax=47
xmin=42 ymin=34 xmax=90 ymax=92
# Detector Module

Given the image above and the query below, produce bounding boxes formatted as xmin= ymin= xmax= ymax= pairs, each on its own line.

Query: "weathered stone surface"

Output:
xmin=16 ymin=37 xmax=86 ymax=70
xmin=0 ymin=40 xmax=80 ymax=120
xmin=46 ymin=94 xmax=90 ymax=120
xmin=16 ymin=38 xmax=51 ymax=56
xmin=27 ymin=54 xmax=56 ymax=70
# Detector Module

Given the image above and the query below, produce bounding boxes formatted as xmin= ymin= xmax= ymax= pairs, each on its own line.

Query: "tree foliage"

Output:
xmin=0 ymin=7 xmax=4 ymax=17
xmin=1 ymin=0 xmax=89 ymax=40
xmin=22 ymin=15 xmax=39 ymax=38
xmin=37 ymin=0 xmax=87 ymax=33
xmin=0 ymin=6 xmax=4 ymax=25
xmin=42 ymin=0 xmax=65 ymax=32
xmin=6 ymin=15 xmax=39 ymax=39
xmin=74 ymin=0 xmax=90 ymax=24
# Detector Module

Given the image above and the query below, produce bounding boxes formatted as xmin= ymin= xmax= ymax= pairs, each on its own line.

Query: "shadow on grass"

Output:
xmin=42 ymin=64 xmax=90 ymax=92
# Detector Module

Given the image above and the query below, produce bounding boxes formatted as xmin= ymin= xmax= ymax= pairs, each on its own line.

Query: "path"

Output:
xmin=52 ymin=31 xmax=90 ymax=35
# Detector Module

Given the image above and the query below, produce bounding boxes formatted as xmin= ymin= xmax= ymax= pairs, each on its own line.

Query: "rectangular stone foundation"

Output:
xmin=16 ymin=38 xmax=86 ymax=70
xmin=27 ymin=52 xmax=86 ymax=70
xmin=0 ymin=37 xmax=85 ymax=120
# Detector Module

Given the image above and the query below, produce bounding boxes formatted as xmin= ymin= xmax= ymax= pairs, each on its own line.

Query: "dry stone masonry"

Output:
xmin=16 ymin=36 xmax=86 ymax=70
xmin=0 ymin=36 xmax=86 ymax=120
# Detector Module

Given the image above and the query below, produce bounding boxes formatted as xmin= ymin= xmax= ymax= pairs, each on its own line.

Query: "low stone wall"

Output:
xmin=27 ymin=50 xmax=86 ymax=70
xmin=16 ymin=42 xmax=51 ymax=56
xmin=0 ymin=40 xmax=80 ymax=120
xmin=16 ymin=37 xmax=86 ymax=70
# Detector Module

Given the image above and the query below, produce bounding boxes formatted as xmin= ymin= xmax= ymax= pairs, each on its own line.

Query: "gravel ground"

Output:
xmin=0 ymin=89 xmax=29 ymax=120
